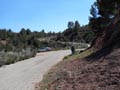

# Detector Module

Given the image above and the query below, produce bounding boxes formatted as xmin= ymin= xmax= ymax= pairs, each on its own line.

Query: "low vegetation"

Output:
xmin=0 ymin=21 xmax=95 ymax=66
xmin=0 ymin=48 xmax=36 ymax=66
xmin=37 ymin=48 xmax=120 ymax=90
xmin=35 ymin=48 xmax=94 ymax=90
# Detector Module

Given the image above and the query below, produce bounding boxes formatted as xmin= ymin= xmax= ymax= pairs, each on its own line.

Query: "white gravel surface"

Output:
xmin=0 ymin=50 xmax=70 ymax=90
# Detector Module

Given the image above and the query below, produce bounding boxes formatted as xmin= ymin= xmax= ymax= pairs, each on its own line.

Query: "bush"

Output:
xmin=0 ymin=49 xmax=37 ymax=67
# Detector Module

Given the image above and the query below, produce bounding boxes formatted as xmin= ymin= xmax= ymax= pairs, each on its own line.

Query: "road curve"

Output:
xmin=0 ymin=50 xmax=71 ymax=90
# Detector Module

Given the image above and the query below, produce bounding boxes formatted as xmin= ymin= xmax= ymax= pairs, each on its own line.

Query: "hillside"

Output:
xmin=38 ymin=48 xmax=120 ymax=90
xmin=37 ymin=24 xmax=120 ymax=90
xmin=36 ymin=1 xmax=120 ymax=90
xmin=37 ymin=31 xmax=120 ymax=90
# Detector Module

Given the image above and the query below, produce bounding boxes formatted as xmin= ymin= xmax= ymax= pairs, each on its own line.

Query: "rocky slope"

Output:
xmin=39 ymin=48 xmax=120 ymax=90
xmin=38 ymin=14 xmax=120 ymax=90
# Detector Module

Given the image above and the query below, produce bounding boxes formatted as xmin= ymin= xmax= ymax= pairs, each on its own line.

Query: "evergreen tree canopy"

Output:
xmin=74 ymin=21 xmax=81 ymax=30
xmin=89 ymin=0 xmax=120 ymax=33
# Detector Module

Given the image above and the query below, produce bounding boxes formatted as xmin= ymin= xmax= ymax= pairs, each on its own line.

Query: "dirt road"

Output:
xmin=0 ymin=50 xmax=70 ymax=90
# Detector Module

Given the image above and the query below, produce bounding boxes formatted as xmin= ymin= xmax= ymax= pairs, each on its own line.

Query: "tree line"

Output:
xmin=0 ymin=28 xmax=53 ymax=51
xmin=56 ymin=21 xmax=95 ymax=43
xmin=0 ymin=20 xmax=96 ymax=52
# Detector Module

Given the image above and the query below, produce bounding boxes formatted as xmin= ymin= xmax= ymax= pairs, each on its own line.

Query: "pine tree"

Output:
xmin=89 ymin=0 xmax=120 ymax=33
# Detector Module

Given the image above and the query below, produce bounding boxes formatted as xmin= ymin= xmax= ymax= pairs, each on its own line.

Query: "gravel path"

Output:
xmin=0 ymin=50 xmax=70 ymax=90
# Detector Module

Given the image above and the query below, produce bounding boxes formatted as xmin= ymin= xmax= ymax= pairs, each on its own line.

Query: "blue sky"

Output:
xmin=0 ymin=0 xmax=95 ymax=32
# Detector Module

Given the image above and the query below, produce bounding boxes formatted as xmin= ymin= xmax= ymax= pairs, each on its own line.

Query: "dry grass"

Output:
xmin=36 ymin=48 xmax=120 ymax=90
xmin=36 ymin=48 xmax=94 ymax=90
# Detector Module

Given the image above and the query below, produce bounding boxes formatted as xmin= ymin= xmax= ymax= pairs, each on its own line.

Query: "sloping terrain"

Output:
xmin=38 ymin=48 xmax=120 ymax=90
xmin=37 ymin=14 xmax=120 ymax=90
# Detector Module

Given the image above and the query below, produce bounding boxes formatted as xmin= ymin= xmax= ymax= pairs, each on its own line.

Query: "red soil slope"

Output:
xmin=38 ymin=15 xmax=120 ymax=90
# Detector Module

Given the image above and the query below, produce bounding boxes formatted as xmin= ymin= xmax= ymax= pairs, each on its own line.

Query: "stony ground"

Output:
xmin=39 ymin=49 xmax=120 ymax=90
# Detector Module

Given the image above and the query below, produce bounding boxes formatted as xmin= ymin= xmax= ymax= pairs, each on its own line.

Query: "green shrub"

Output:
xmin=0 ymin=49 xmax=37 ymax=67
